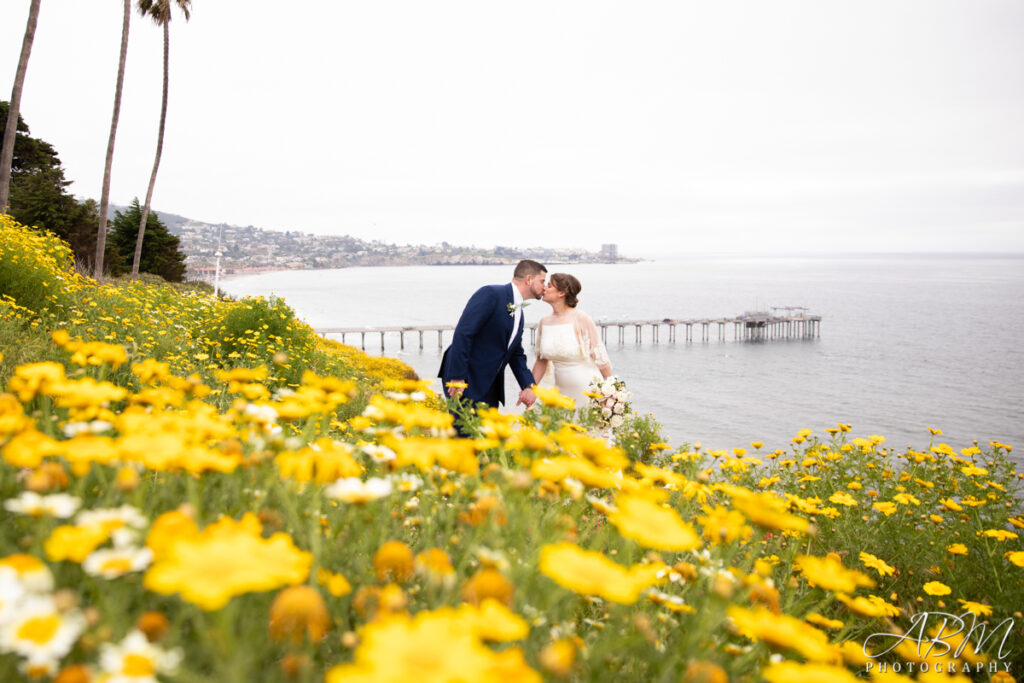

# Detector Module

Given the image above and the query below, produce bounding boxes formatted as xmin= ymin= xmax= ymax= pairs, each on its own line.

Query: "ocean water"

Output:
xmin=219 ymin=256 xmax=1024 ymax=458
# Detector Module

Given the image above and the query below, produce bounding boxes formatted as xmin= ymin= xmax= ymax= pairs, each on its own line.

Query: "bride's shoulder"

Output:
xmin=573 ymin=309 xmax=596 ymax=324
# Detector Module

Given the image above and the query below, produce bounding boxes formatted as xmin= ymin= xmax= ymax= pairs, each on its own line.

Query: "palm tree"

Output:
xmin=94 ymin=0 xmax=132 ymax=281
xmin=131 ymin=0 xmax=191 ymax=280
xmin=0 ymin=0 xmax=42 ymax=213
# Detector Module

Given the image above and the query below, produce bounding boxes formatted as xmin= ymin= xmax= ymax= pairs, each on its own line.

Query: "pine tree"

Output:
xmin=109 ymin=198 xmax=186 ymax=282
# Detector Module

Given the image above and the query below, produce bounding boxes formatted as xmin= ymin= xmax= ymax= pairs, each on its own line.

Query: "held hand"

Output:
xmin=445 ymin=380 xmax=467 ymax=398
xmin=517 ymin=387 xmax=537 ymax=408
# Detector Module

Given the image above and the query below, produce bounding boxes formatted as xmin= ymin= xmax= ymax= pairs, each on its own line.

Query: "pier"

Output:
xmin=316 ymin=308 xmax=821 ymax=352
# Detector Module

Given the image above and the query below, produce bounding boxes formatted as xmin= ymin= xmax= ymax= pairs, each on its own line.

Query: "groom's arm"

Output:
xmin=446 ymin=286 xmax=495 ymax=394
xmin=509 ymin=335 xmax=536 ymax=407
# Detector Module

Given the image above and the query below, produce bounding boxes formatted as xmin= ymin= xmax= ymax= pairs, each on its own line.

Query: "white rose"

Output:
xmin=602 ymin=407 xmax=613 ymax=418
xmin=610 ymin=415 xmax=624 ymax=428
xmin=613 ymin=403 xmax=624 ymax=415
xmin=601 ymin=384 xmax=614 ymax=397
xmin=616 ymin=390 xmax=628 ymax=402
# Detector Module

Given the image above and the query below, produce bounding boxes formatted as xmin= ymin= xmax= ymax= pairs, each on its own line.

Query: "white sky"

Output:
xmin=3 ymin=0 xmax=1023 ymax=256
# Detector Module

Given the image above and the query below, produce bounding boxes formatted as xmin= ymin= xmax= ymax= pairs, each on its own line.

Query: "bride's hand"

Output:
xmin=517 ymin=387 xmax=537 ymax=408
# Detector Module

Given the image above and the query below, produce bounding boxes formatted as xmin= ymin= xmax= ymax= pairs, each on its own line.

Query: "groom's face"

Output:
xmin=526 ymin=272 xmax=547 ymax=299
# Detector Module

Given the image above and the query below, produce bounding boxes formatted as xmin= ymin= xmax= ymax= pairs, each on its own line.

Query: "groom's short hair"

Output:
xmin=513 ymin=259 xmax=547 ymax=279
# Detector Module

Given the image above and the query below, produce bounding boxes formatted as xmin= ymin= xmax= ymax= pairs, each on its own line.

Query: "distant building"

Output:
xmin=600 ymin=244 xmax=618 ymax=260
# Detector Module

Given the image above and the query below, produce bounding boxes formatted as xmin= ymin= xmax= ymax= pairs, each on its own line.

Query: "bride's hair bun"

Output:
xmin=551 ymin=273 xmax=582 ymax=308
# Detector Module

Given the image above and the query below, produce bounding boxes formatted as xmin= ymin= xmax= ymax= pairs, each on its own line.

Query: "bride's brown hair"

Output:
xmin=550 ymin=273 xmax=581 ymax=308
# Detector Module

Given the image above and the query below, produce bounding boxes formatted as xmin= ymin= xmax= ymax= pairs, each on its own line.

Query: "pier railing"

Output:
xmin=316 ymin=313 xmax=821 ymax=352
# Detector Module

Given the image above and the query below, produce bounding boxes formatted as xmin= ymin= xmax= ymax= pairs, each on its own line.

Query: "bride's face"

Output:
xmin=542 ymin=284 xmax=564 ymax=305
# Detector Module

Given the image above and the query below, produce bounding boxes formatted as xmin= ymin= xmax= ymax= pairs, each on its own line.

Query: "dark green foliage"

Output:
xmin=0 ymin=102 xmax=116 ymax=271
xmin=108 ymin=198 xmax=187 ymax=282
xmin=616 ymin=413 xmax=667 ymax=465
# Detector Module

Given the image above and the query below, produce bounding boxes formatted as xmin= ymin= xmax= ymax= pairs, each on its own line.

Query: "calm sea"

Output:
xmin=219 ymin=256 xmax=1024 ymax=459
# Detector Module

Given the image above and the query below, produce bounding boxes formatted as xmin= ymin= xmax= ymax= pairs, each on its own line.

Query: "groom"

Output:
xmin=439 ymin=259 xmax=547 ymax=411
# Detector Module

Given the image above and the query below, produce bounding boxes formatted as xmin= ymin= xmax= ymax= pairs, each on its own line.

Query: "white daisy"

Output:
xmin=3 ymin=492 xmax=81 ymax=519
xmin=0 ymin=594 xmax=85 ymax=664
xmin=82 ymin=547 xmax=154 ymax=579
xmin=0 ymin=554 xmax=54 ymax=593
xmin=76 ymin=506 xmax=148 ymax=540
xmin=358 ymin=443 xmax=396 ymax=463
xmin=324 ymin=477 xmax=393 ymax=503
xmin=99 ymin=629 xmax=183 ymax=683
xmin=392 ymin=472 xmax=422 ymax=492
xmin=0 ymin=566 xmax=27 ymax=627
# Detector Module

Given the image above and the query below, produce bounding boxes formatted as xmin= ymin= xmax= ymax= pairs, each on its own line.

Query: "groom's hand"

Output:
xmin=445 ymin=380 xmax=467 ymax=398
xmin=517 ymin=387 xmax=536 ymax=408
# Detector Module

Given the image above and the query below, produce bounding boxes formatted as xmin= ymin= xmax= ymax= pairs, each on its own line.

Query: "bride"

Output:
xmin=531 ymin=273 xmax=614 ymax=406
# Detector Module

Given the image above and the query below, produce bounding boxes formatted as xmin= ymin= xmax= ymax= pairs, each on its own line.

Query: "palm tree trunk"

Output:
xmin=0 ymin=0 xmax=42 ymax=213
xmin=132 ymin=18 xmax=169 ymax=280
xmin=94 ymin=0 xmax=131 ymax=282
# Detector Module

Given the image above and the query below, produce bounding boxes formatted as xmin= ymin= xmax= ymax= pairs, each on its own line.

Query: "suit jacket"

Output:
xmin=438 ymin=283 xmax=534 ymax=407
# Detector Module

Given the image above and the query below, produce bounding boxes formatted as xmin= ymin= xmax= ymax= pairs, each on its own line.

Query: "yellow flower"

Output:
xmin=415 ymin=548 xmax=456 ymax=587
xmin=940 ymin=497 xmax=963 ymax=511
xmin=980 ymin=529 xmax=1018 ymax=541
xmin=2 ymin=429 xmax=63 ymax=469
xmin=1004 ymin=551 xmax=1024 ymax=567
xmin=531 ymin=456 xmax=619 ymax=490
xmin=727 ymin=490 xmax=811 ymax=533
xmin=145 ymin=510 xmax=199 ymax=560
xmin=835 ymin=593 xmax=901 ymax=617
xmin=389 ymin=437 xmax=479 ymax=475
xmin=829 ymin=491 xmax=858 ymax=507
xmin=539 ymin=639 xmax=577 ymax=678
xmin=761 ymin=660 xmax=860 ymax=683
xmin=7 ymin=362 xmax=65 ymax=402
xmin=859 ymin=552 xmax=895 ymax=577
xmin=0 ymin=393 xmax=28 ymax=436
xmin=269 ymin=586 xmax=331 ymax=645
xmin=893 ymin=493 xmax=920 ymax=506
xmin=872 ymin=501 xmax=898 ymax=516
xmin=795 ymin=555 xmax=875 ymax=593
xmin=373 ymin=541 xmax=415 ymax=583
xmin=276 ymin=438 xmax=363 ymax=485
xmin=946 ymin=543 xmax=968 ymax=556
xmin=957 ymin=599 xmax=993 ymax=617
xmin=461 ymin=568 xmax=515 ymax=607
xmin=325 ymin=608 xmax=540 ymax=683
xmin=727 ymin=605 xmax=837 ymax=662
xmin=454 ymin=599 xmax=530 ymax=642
xmin=143 ymin=513 xmax=312 ymax=610
xmin=804 ymin=612 xmax=844 ymax=629
xmin=607 ymin=494 xmax=701 ymax=552
xmin=317 ymin=568 xmax=353 ymax=597
xmin=532 ymin=385 xmax=575 ymax=410
xmin=696 ymin=505 xmax=752 ymax=545
xmin=922 ymin=581 xmax=951 ymax=596
xmin=44 ymin=524 xmax=113 ymax=564
xmin=538 ymin=542 xmax=664 ymax=605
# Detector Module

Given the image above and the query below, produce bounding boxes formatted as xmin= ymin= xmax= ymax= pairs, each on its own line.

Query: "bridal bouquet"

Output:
xmin=584 ymin=375 xmax=632 ymax=431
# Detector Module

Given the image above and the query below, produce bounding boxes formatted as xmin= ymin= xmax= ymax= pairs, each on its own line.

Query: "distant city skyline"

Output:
xmin=3 ymin=0 xmax=1023 ymax=256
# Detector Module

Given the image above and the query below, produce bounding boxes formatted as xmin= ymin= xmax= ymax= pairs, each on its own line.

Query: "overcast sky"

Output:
xmin=3 ymin=0 xmax=1023 ymax=256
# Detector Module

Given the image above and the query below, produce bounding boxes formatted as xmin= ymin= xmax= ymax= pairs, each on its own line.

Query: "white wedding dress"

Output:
xmin=535 ymin=319 xmax=610 ymax=407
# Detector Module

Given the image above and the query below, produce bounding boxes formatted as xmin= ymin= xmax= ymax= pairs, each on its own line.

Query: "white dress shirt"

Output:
xmin=509 ymin=282 xmax=523 ymax=348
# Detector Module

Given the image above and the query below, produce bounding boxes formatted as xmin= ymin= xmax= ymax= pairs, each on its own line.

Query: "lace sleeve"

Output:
xmin=575 ymin=312 xmax=611 ymax=370
xmin=535 ymin=319 xmax=546 ymax=359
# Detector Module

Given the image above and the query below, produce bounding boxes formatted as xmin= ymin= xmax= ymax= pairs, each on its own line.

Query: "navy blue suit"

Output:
xmin=438 ymin=283 xmax=534 ymax=407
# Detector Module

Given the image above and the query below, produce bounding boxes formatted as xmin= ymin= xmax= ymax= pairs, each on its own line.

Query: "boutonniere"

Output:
xmin=507 ymin=301 xmax=530 ymax=317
